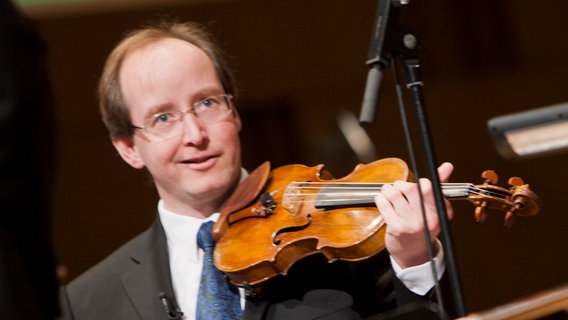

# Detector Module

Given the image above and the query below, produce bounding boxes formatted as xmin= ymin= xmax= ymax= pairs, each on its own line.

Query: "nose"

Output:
xmin=180 ymin=112 xmax=207 ymax=146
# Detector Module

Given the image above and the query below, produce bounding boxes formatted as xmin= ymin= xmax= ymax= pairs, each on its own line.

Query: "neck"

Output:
xmin=160 ymin=197 xmax=220 ymax=219
xmin=159 ymin=172 xmax=244 ymax=219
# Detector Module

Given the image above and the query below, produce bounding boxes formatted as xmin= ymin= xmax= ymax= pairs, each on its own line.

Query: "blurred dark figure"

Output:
xmin=0 ymin=0 xmax=60 ymax=319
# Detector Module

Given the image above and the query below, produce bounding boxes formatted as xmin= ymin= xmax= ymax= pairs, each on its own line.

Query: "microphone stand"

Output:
xmin=359 ymin=0 xmax=467 ymax=318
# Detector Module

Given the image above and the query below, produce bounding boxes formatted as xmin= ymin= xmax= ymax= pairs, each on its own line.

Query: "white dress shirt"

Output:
xmin=158 ymin=201 xmax=206 ymax=319
xmin=158 ymin=200 xmax=444 ymax=319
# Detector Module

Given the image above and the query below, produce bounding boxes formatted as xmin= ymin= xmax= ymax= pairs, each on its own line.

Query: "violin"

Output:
xmin=212 ymin=158 xmax=541 ymax=288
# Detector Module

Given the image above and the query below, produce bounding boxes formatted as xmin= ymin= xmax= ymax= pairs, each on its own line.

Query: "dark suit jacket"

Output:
xmin=59 ymin=217 xmax=438 ymax=320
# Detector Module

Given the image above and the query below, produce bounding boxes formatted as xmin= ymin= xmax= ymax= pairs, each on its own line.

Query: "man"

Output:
xmin=59 ymin=20 xmax=454 ymax=320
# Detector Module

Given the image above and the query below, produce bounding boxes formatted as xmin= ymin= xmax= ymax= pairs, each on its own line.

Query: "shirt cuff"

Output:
xmin=389 ymin=239 xmax=446 ymax=296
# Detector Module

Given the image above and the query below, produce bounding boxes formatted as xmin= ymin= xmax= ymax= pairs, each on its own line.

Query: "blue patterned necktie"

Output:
xmin=196 ymin=221 xmax=242 ymax=320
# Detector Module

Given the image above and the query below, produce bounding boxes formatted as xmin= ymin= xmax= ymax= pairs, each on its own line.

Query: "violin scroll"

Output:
xmin=470 ymin=170 xmax=541 ymax=228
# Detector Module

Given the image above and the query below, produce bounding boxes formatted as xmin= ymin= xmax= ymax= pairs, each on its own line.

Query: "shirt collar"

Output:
xmin=158 ymin=200 xmax=219 ymax=263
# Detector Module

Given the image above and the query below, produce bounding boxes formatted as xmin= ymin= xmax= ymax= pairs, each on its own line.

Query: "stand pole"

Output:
xmin=359 ymin=0 xmax=467 ymax=317
xmin=402 ymin=57 xmax=467 ymax=317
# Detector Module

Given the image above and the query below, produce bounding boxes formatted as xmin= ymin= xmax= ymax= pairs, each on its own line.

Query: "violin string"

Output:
xmin=281 ymin=182 xmax=509 ymax=205
xmin=286 ymin=182 xmax=508 ymax=198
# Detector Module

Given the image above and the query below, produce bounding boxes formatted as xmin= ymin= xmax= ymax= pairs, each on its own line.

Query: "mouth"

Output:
xmin=180 ymin=154 xmax=218 ymax=168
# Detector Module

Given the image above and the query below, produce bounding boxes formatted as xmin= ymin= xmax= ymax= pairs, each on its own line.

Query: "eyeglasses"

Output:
xmin=131 ymin=94 xmax=233 ymax=140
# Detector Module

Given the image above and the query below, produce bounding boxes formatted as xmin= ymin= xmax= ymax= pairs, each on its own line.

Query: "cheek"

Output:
xmin=214 ymin=122 xmax=241 ymax=158
xmin=137 ymin=140 xmax=178 ymax=168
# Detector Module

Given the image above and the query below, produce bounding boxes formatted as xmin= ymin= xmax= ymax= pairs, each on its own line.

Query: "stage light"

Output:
xmin=488 ymin=102 xmax=568 ymax=160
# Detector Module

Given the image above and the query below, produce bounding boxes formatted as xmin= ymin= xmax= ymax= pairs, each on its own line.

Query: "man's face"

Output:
xmin=114 ymin=37 xmax=242 ymax=215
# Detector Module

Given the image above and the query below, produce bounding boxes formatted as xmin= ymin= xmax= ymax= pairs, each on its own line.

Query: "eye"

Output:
xmin=150 ymin=111 xmax=179 ymax=128
xmin=196 ymin=97 xmax=221 ymax=111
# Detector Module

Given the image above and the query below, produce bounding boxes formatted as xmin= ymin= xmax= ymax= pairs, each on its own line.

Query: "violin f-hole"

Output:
xmin=272 ymin=214 xmax=312 ymax=245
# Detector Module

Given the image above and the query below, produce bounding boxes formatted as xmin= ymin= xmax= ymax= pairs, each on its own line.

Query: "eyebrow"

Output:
xmin=143 ymin=103 xmax=176 ymax=120
xmin=192 ymin=88 xmax=226 ymax=101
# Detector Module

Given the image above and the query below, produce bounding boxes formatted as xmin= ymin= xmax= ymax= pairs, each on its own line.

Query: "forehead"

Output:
xmin=119 ymin=37 xmax=222 ymax=114
xmin=120 ymin=37 xmax=214 ymax=84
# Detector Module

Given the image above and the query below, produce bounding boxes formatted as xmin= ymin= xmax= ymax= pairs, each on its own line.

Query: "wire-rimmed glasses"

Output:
xmin=131 ymin=94 xmax=233 ymax=140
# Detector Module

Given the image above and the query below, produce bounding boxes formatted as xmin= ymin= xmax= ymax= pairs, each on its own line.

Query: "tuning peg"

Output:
xmin=481 ymin=170 xmax=499 ymax=184
xmin=507 ymin=176 xmax=525 ymax=187
xmin=504 ymin=211 xmax=516 ymax=228
xmin=475 ymin=205 xmax=488 ymax=223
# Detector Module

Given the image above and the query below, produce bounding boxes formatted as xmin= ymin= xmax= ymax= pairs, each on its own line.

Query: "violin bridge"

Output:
xmin=282 ymin=182 xmax=302 ymax=215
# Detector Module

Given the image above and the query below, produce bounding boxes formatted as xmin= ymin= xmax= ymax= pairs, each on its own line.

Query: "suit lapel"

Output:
xmin=118 ymin=215 xmax=268 ymax=320
xmin=121 ymin=217 xmax=181 ymax=320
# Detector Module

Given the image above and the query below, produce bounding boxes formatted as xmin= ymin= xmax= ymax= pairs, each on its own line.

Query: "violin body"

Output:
xmin=213 ymin=158 xmax=411 ymax=287
xmin=212 ymin=157 xmax=540 ymax=288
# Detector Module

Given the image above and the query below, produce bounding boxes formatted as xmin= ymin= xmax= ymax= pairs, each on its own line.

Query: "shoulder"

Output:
xmin=63 ymin=217 xmax=167 ymax=299
xmin=59 ymin=223 xmax=166 ymax=319
xmin=66 ymin=227 xmax=154 ymax=293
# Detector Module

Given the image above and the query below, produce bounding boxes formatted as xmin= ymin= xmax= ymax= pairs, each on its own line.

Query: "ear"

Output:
xmin=112 ymin=137 xmax=145 ymax=169
xmin=232 ymin=107 xmax=242 ymax=132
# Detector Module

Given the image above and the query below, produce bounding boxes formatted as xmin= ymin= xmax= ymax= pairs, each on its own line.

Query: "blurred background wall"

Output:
xmin=18 ymin=0 xmax=568 ymax=314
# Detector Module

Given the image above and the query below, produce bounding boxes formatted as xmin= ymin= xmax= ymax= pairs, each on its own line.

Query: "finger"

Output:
xmin=386 ymin=181 xmax=418 ymax=214
xmin=437 ymin=162 xmax=455 ymax=220
xmin=420 ymin=167 xmax=455 ymax=223
xmin=395 ymin=180 xmax=426 ymax=215
xmin=375 ymin=191 xmax=401 ymax=227
xmin=375 ymin=184 xmax=407 ymax=228
xmin=437 ymin=162 xmax=454 ymax=183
